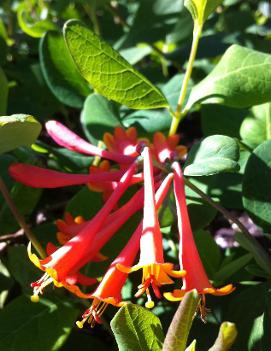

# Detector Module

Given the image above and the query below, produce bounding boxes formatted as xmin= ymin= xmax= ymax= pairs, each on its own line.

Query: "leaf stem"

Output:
xmin=0 ymin=176 xmax=46 ymax=258
xmin=169 ymin=23 xmax=203 ymax=136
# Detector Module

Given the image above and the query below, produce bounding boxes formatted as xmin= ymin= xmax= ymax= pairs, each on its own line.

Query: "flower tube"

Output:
xmin=28 ymin=162 xmax=137 ymax=301
xmin=164 ymin=162 xmax=234 ymax=319
xmin=77 ymin=172 xmax=174 ymax=328
xmin=117 ymin=147 xmax=185 ymax=308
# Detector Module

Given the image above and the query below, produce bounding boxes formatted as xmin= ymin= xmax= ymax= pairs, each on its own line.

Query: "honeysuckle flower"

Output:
xmin=77 ymin=172 xmax=174 ymax=328
xmin=152 ymin=132 xmax=187 ymax=164
xmin=117 ymin=147 xmax=185 ymax=308
xmin=46 ymin=120 xmax=135 ymax=165
xmin=28 ymin=162 xmax=137 ymax=301
xmin=164 ymin=162 xmax=234 ymax=319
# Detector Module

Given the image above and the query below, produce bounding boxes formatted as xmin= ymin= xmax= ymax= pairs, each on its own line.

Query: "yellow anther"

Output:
xmin=31 ymin=295 xmax=40 ymax=303
xmin=145 ymin=300 xmax=155 ymax=309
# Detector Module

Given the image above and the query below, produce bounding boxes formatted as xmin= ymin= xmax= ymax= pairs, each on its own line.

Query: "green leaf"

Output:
xmin=7 ymin=246 xmax=40 ymax=293
xmin=0 ymin=182 xmax=42 ymax=235
xmin=213 ymin=253 xmax=252 ymax=284
xmin=40 ymin=31 xmax=91 ymax=108
xmin=81 ymin=93 xmax=121 ymax=143
xmin=240 ymin=103 xmax=271 ymax=148
xmin=17 ymin=6 xmax=57 ymax=38
xmin=242 ymin=140 xmax=271 ymax=231
xmin=63 ymin=20 xmax=169 ymax=109
xmin=186 ymin=45 xmax=271 ymax=110
xmin=185 ymin=0 xmax=223 ymax=25
xmin=208 ymin=322 xmax=237 ymax=351
xmin=110 ymin=304 xmax=164 ymax=351
xmin=201 ymin=104 xmax=247 ymax=138
xmin=0 ymin=115 xmax=41 ymax=154
xmin=184 ymin=135 xmax=240 ymax=176
xmin=0 ymin=296 xmax=78 ymax=351
xmin=163 ymin=290 xmax=200 ymax=351
xmin=66 ymin=186 xmax=103 ymax=220
xmin=0 ymin=67 xmax=8 ymax=115
xmin=186 ymin=340 xmax=197 ymax=351
xmin=194 ymin=230 xmax=221 ymax=279
xmin=225 ymin=283 xmax=271 ymax=351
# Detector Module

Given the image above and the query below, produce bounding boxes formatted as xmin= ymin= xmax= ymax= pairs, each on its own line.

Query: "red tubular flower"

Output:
xmin=28 ymin=162 xmax=137 ymax=301
xmin=164 ymin=162 xmax=234 ymax=319
xmin=9 ymin=163 xmax=126 ymax=188
xmin=46 ymin=120 xmax=135 ymax=165
xmin=76 ymin=172 xmax=174 ymax=328
xmin=117 ymin=147 xmax=185 ymax=308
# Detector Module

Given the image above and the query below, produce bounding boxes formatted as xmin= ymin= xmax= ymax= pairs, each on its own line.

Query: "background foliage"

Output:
xmin=1 ymin=1 xmax=271 ymax=350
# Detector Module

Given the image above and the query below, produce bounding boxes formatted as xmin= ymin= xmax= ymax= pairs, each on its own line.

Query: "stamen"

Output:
xmin=30 ymin=272 xmax=54 ymax=302
xmin=145 ymin=289 xmax=155 ymax=309
xmin=76 ymin=299 xmax=108 ymax=329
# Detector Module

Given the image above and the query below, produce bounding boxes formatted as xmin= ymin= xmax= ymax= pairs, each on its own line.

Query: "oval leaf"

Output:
xmin=186 ymin=45 xmax=271 ymax=110
xmin=184 ymin=135 xmax=240 ymax=176
xmin=40 ymin=31 xmax=91 ymax=108
xmin=63 ymin=20 xmax=169 ymax=109
xmin=0 ymin=115 xmax=41 ymax=154
xmin=110 ymin=303 xmax=164 ymax=351
xmin=0 ymin=296 xmax=78 ymax=351
xmin=81 ymin=93 xmax=121 ymax=143
xmin=243 ymin=140 xmax=271 ymax=231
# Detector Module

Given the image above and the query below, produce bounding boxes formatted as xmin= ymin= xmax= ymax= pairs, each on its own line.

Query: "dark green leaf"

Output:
xmin=81 ymin=93 xmax=121 ymax=143
xmin=184 ymin=135 xmax=240 ymax=176
xmin=0 ymin=115 xmax=41 ymax=154
xmin=194 ymin=230 xmax=221 ymax=279
xmin=64 ymin=20 xmax=169 ymax=109
xmin=0 ymin=182 xmax=42 ymax=235
xmin=111 ymin=304 xmax=164 ymax=351
xmin=242 ymin=140 xmax=271 ymax=230
xmin=186 ymin=45 xmax=271 ymax=110
xmin=0 ymin=296 xmax=78 ymax=351
xmin=40 ymin=31 xmax=91 ymax=108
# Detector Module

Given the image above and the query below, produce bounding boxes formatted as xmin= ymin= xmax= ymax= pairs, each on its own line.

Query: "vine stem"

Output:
xmin=169 ymin=23 xmax=203 ymax=136
xmin=0 ymin=176 xmax=46 ymax=258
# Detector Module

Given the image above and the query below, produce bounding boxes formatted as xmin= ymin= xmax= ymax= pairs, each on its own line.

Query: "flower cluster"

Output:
xmin=9 ymin=121 xmax=234 ymax=328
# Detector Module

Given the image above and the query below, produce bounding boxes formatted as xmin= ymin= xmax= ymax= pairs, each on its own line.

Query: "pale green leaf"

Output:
xmin=110 ymin=304 xmax=164 ymax=351
xmin=186 ymin=45 xmax=271 ymax=110
xmin=0 ymin=115 xmax=41 ymax=154
xmin=209 ymin=322 xmax=237 ymax=351
xmin=184 ymin=135 xmax=240 ymax=176
xmin=186 ymin=340 xmax=197 ymax=351
xmin=163 ymin=290 xmax=200 ymax=351
xmin=185 ymin=0 xmax=223 ymax=24
xmin=40 ymin=31 xmax=91 ymax=108
xmin=17 ymin=6 xmax=56 ymax=38
xmin=63 ymin=20 xmax=169 ymax=109
xmin=240 ymin=103 xmax=271 ymax=148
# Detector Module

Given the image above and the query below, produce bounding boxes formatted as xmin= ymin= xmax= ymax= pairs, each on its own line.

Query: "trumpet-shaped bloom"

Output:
xmin=117 ymin=147 xmax=185 ymax=308
xmin=28 ymin=162 xmax=137 ymax=301
xmin=164 ymin=162 xmax=234 ymax=319
xmin=77 ymin=172 xmax=175 ymax=328
xmin=46 ymin=121 xmax=135 ymax=164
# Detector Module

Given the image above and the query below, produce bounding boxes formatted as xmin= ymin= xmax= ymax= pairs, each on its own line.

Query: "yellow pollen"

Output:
xmin=145 ymin=300 xmax=155 ymax=309
xmin=31 ymin=295 xmax=40 ymax=303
